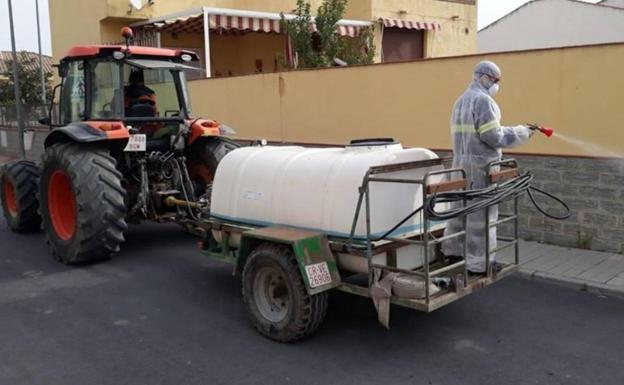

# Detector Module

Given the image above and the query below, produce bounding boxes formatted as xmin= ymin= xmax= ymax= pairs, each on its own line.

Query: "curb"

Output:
xmin=515 ymin=269 xmax=624 ymax=300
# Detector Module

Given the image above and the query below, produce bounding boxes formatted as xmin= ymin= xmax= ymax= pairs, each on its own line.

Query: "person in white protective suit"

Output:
xmin=441 ymin=60 xmax=535 ymax=274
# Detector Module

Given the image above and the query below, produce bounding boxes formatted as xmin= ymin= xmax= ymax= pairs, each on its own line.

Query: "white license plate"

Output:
xmin=124 ymin=134 xmax=146 ymax=152
xmin=305 ymin=262 xmax=332 ymax=288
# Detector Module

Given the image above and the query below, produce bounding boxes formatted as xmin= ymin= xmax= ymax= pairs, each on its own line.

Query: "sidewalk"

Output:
xmin=499 ymin=240 xmax=624 ymax=299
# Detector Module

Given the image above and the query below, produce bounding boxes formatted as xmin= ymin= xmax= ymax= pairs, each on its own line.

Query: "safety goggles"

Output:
xmin=478 ymin=73 xmax=500 ymax=84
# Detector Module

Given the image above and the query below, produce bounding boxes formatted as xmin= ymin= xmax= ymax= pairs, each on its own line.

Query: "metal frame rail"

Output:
xmin=346 ymin=158 xmax=469 ymax=307
xmin=485 ymin=159 xmax=521 ymax=273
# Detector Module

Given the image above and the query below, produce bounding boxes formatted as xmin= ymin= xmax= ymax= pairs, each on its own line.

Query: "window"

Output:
xmin=382 ymin=28 xmax=425 ymax=63
xmin=90 ymin=61 xmax=123 ymax=119
xmin=60 ymin=61 xmax=86 ymax=125
xmin=123 ymin=64 xmax=184 ymax=118
xmin=163 ymin=47 xmax=203 ymax=81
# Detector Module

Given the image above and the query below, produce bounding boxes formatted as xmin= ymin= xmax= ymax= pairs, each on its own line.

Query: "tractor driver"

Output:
xmin=124 ymin=69 xmax=157 ymax=117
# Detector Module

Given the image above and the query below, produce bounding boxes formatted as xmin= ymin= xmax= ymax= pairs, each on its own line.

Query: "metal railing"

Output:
xmin=0 ymin=104 xmax=51 ymax=128
xmin=347 ymin=157 xmax=469 ymax=305
xmin=346 ymin=157 xmax=522 ymax=305
xmin=485 ymin=159 xmax=521 ymax=272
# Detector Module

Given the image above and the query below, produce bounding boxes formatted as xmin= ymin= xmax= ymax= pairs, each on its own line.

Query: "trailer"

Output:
xmin=193 ymin=156 xmax=522 ymax=342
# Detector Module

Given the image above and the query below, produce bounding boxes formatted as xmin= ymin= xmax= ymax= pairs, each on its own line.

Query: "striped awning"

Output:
xmin=152 ymin=14 xmax=283 ymax=34
xmin=379 ymin=17 xmax=441 ymax=31
xmin=148 ymin=12 xmax=366 ymax=37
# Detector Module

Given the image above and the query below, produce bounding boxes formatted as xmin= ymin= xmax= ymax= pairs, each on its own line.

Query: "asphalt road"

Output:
xmin=1 ymin=217 xmax=623 ymax=385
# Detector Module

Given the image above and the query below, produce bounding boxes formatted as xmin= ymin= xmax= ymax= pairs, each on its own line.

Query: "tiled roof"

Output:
xmin=0 ymin=51 xmax=53 ymax=76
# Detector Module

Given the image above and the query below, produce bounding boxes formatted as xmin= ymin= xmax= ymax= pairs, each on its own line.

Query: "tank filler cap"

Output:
xmin=346 ymin=138 xmax=402 ymax=152
xmin=348 ymin=138 xmax=397 ymax=147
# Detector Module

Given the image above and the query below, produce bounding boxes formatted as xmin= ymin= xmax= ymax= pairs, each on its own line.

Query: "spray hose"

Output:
xmin=374 ymin=171 xmax=570 ymax=241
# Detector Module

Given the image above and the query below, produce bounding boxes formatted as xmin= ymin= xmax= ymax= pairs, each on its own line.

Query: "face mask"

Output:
xmin=479 ymin=74 xmax=499 ymax=96
xmin=488 ymin=83 xmax=500 ymax=96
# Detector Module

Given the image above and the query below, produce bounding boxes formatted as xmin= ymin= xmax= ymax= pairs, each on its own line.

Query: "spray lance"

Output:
xmin=527 ymin=123 xmax=554 ymax=138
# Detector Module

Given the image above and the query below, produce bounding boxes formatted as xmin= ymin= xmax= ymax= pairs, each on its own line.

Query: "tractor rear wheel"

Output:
xmin=187 ymin=137 xmax=239 ymax=187
xmin=242 ymin=243 xmax=328 ymax=342
xmin=0 ymin=160 xmax=41 ymax=232
xmin=39 ymin=143 xmax=127 ymax=264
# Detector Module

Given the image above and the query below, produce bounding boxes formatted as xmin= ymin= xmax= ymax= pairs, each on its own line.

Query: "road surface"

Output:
xmin=1 ymin=217 xmax=623 ymax=385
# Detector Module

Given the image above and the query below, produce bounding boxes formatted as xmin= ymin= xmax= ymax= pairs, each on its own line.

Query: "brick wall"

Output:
xmin=505 ymin=154 xmax=624 ymax=254
xmin=436 ymin=151 xmax=624 ymax=254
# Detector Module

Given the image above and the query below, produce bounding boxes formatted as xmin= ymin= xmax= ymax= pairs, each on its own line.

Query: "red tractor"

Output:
xmin=0 ymin=28 xmax=238 ymax=264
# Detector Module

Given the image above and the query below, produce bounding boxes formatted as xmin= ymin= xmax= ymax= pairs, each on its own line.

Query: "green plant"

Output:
xmin=281 ymin=0 xmax=375 ymax=69
xmin=0 ymin=51 xmax=52 ymax=107
xmin=576 ymin=231 xmax=593 ymax=250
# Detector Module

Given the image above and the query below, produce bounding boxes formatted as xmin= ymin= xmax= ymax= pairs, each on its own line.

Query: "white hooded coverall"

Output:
xmin=441 ymin=61 xmax=532 ymax=273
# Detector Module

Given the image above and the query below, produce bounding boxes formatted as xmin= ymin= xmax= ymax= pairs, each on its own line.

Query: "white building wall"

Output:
xmin=478 ymin=0 xmax=624 ymax=53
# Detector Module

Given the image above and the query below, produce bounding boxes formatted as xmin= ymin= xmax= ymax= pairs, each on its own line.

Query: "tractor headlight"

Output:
xmin=113 ymin=51 xmax=126 ymax=60
xmin=180 ymin=53 xmax=192 ymax=62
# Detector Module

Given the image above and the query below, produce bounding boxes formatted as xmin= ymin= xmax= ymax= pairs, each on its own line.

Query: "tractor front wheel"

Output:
xmin=0 ymin=160 xmax=41 ymax=232
xmin=242 ymin=243 xmax=328 ymax=342
xmin=39 ymin=143 xmax=127 ymax=264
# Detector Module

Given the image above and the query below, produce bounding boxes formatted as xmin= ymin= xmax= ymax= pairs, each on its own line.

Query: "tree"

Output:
xmin=281 ymin=0 xmax=375 ymax=69
xmin=0 ymin=51 xmax=52 ymax=109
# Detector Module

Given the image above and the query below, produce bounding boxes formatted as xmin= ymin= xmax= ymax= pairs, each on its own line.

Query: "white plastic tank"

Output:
xmin=210 ymin=141 xmax=446 ymax=242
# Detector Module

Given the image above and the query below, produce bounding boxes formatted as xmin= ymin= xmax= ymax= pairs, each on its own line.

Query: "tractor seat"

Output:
xmin=145 ymin=137 xmax=171 ymax=152
xmin=126 ymin=103 xmax=156 ymax=118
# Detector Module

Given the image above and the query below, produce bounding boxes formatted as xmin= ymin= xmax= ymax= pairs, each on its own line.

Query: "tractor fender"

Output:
xmin=45 ymin=121 xmax=130 ymax=148
xmin=237 ymin=226 xmax=341 ymax=295
xmin=187 ymin=119 xmax=222 ymax=145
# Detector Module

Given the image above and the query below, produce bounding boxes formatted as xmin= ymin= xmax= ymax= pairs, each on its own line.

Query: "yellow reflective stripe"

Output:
xmin=478 ymin=120 xmax=499 ymax=134
xmin=451 ymin=124 xmax=476 ymax=134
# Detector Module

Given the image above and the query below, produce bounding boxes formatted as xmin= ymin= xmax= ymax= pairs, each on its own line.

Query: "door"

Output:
xmin=382 ymin=28 xmax=425 ymax=63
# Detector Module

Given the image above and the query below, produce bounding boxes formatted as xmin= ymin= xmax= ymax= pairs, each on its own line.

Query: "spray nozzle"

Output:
xmin=528 ymin=124 xmax=554 ymax=138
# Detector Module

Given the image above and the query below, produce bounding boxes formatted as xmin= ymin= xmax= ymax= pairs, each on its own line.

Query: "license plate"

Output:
xmin=124 ymin=134 xmax=146 ymax=152
xmin=305 ymin=262 xmax=332 ymax=288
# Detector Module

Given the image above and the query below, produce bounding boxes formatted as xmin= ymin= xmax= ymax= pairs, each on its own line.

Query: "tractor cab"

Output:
xmin=47 ymin=28 xmax=201 ymax=146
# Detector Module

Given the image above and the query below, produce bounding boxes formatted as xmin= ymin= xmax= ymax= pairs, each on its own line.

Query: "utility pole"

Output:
xmin=7 ymin=0 xmax=26 ymax=158
xmin=35 ymin=0 xmax=47 ymax=105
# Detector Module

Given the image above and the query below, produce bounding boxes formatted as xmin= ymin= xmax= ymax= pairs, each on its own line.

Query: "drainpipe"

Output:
xmin=203 ymin=7 xmax=212 ymax=78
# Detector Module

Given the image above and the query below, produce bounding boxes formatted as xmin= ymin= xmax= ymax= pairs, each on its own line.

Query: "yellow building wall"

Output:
xmin=372 ymin=0 xmax=477 ymax=59
xmin=106 ymin=0 xmax=326 ymax=19
xmin=49 ymin=0 xmax=108 ymax=63
xmin=187 ymin=43 xmax=624 ymax=157
xmin=51 ymin=0 xmax=476 ymax=65
xmin=159 ymin=31 xmax=286 ymax=77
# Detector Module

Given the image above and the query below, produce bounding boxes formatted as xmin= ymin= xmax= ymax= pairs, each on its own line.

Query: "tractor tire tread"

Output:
xmin=39 ymin=143 xmax=127 ymax=264
xmin=1 ymin=160 xmax=41 ymax=232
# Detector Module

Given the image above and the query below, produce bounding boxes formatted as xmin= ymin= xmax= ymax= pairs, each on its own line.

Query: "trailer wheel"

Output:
xmin=0 ymin=160 xmax=41 ymax=232
xmin=39 ymin=143 xmax=127 ymax=264
xmin=242 ymin=243 xmax=328 ymax=342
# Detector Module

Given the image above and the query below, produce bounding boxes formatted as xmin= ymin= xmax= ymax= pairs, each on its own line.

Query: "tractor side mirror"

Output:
xmin=44 ymin=84 xmax=63 ymax=128
xmin=57 ymin=63 xmax=68 ymax=78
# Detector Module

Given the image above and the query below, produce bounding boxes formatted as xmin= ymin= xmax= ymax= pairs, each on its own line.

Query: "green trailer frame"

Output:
xmin=194 ymin=157 xmax=521 ymax=327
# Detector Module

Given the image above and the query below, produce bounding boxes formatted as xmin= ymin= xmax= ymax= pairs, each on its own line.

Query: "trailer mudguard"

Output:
xmin=44 ymin=121 xmax=130 ymax=148
xmin=237 ymin=226 xmax=341 ymax=295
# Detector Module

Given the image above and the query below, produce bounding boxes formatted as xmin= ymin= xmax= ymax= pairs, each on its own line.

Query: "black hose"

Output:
xmin=373 ymin=171 xmax=570 ymax=241
xmin=425 ymin=171 xmax=571 ymax=221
